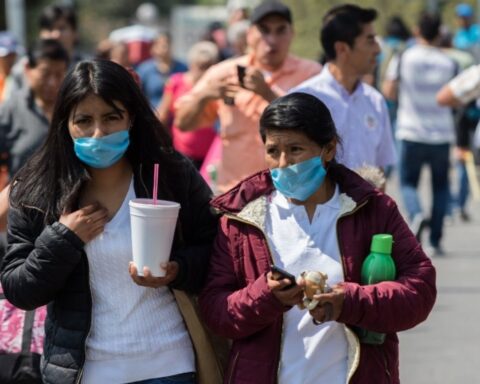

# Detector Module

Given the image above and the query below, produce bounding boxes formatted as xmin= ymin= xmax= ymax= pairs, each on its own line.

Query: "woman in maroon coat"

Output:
xmin=198 ymin=92 xmax=436 ymax=384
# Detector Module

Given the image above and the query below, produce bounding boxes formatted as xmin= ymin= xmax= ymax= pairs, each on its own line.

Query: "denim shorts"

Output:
xmin=129 ymin=372 xmax=196 ymax=384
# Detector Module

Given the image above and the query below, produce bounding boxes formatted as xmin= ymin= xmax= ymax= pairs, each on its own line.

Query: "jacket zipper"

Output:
xmin=335 ymin=199 xmax=368 ymax=280
xmin=75 ymin=255 xmax=93 ymax=384
xmin=222 ymin=212 xmax=285 ymax=384
xmin=335 ymin=198 xmax=368 ymax=383
xmin=382 ymin=348 xmax=392 ymax=382
xmin=227 ymin=351 xmax=240 ymax=384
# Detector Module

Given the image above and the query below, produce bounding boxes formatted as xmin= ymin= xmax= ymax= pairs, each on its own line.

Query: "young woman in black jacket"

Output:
xmin=0 ymin=60 xmax=222 ymax=384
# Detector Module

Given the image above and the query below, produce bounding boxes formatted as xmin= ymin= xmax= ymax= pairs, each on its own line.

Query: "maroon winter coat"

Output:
xmin=199 ymin=165 xmax=437 ymax=384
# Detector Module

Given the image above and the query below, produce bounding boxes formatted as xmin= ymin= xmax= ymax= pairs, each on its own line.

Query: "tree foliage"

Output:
xmin=7 ymin=0 xmax=479 ymax=55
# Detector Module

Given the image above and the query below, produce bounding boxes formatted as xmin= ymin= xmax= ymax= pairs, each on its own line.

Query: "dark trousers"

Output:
xmin=399 ymin=140 xmax=450 ymax=247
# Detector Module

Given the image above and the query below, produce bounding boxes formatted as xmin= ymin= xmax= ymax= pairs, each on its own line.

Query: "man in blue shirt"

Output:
xmin=453 ymin=3 xmax=480 ymax=59
xmin=136 ymin=32 xmax=187 ymax=108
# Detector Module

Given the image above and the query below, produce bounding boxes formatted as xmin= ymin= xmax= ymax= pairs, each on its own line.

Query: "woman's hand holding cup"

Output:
xmin=129 ymin=261 xmax=179 ymax=288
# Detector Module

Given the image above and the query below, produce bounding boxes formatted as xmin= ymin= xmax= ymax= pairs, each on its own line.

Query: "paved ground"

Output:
xmin=386 ymin=168 xmax=480 ymax=383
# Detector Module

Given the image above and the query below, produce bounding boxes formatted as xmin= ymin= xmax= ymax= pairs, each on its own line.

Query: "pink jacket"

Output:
xmin=199 ymin=165 xmax=436 ymax=384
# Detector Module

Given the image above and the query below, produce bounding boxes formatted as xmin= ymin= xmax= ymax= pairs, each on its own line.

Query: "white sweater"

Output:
xmin=81 ymin=181 xmax=195 ymax=383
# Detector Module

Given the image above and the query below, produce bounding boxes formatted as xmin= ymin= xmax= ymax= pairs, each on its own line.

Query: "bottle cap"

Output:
xmin=370 ymin=234 xmax=393 ymax=254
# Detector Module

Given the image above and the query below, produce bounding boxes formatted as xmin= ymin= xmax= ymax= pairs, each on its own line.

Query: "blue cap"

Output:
xmin=456 ymin=3 xmax=473 ymax=18
xmin=0 ymin=31 xmax=18 ymax=57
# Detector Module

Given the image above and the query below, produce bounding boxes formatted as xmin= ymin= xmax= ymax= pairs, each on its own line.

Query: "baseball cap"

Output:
xmin=0 ymin=31 xmax=18 ymax=57
xmin=250 ymin=1 xmax=292 ymax=24
xmin=456 ymin=3 xmax=473 ymax=18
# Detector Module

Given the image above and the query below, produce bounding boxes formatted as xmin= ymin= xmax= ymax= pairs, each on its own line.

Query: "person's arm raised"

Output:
xmin=175 ymin=75 xmax=239 ymax=132
xmin=242 ymin=68 xmax=278 ymax=102
xmin=436 ymin=84 xmax=462 ymax=107
xmin=382 ymin=79 xmax=398 ymax=102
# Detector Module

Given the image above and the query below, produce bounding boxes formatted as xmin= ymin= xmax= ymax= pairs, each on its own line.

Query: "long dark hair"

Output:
xmin=11 ymin=60 xmax=179 ymax=224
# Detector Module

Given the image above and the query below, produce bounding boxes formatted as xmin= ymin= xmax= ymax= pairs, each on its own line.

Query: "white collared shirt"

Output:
xmin=265 ymin=186 xmax=348 ymax=384
xmin=291 ymin=64 xmax=396 ymax=170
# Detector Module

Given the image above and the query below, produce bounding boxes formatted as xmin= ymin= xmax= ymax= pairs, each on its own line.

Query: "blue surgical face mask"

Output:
xmin=270 ymin=156 xmax=327 ymax=201
xmin=73 ymin=130 xmax=130 ymax=169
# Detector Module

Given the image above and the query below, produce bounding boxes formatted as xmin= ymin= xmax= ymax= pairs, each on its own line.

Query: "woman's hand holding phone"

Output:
xmin=268 ymin=265 xmax=303 ymax=307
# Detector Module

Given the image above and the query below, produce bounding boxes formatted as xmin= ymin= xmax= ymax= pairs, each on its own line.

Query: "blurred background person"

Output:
xmin=11 ymin=3 xmax=84 ymax=92
xmin=0 ymin=32 xmax=20 ymax=105
xmin=95 ymin=39 xmax=131 ymax=68
xmin=38 ymin=4 xmax=84 ymax=64
xmin=136 ymin=31 xmax=188 ymax=108
xmin=157 ymin=41 xmax=219 ymax=169
xmin=109 ymin=2 xmax=161 ymax=67
xmin=437 ymin=62 xmax=480 ymax=221
xmin=175 ymin=1 xmax=321 ymax=193
xmin=0 ymin=39 xmax=69 ymax=181
xmin=453 ymin=3 xmax=480 ymax=61
xmin=227 ymin=19 xmax=250 ymax=57
xmin=226 ymin=0 xmax=251 ymax=25
xmin=293 ymin=4 xmax=396 ymax=175
xmin=378 ymin=16 xmax=412 ymax=130
xmin=204 ymin=21 xmax=233 ymax=61
xmin=383 ymin=12 xmax=457 ymax=256
xmin=438 ymin=27 xmax=479 ymax=222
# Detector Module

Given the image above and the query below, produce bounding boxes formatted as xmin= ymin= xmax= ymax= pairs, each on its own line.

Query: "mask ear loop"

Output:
xmin=320 ymin=145 xmax=334 ymax=173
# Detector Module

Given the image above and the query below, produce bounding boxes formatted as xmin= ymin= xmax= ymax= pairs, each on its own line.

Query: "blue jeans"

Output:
xmin=447 ymin=159 xmax=469 ymax=215
xmin=455 ymin=160 xmax=469 ymax=210
xmin=129 ymin=372 xmax=195 ymax=384
xmin=399 ymin=140 xmax=450 ymax=247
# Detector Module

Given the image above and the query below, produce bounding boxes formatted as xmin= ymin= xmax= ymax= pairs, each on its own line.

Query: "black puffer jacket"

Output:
xmin=0 ymin=159 xmax=218 ymax=384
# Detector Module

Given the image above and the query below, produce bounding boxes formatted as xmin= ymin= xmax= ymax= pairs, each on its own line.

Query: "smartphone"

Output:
xmin=270 ymin=265 xmax=297 ymax=290
xmin=237 ymin=65 xmax=246 ymax=87
xmin=223 ymin=96 xmax=235 ymax=106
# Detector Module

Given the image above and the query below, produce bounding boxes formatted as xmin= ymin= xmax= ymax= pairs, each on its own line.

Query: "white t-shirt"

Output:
xmin=386 ymin=44 xmax=456 ymax=144
xmin=291 ymin=64 xmax=396 ymax=170
xmin=82 ymin=180 xmax=195 ymax=383
xmin=265 ymin=186 xmax=348 ymax=384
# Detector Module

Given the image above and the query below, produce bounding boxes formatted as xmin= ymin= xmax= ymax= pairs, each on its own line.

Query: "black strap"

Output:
xmin=21 ymin=309 xmax=36 ymax=354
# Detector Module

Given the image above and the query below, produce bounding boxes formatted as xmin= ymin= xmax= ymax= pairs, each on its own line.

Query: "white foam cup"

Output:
xmin=129 ymin=198 xmax=180 ymax=277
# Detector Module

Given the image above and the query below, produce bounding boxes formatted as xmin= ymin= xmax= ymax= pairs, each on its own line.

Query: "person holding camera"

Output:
xmin=174 ymin=1 xmax=321 ymax=193
xmin=198 ymin=93 xmax=436 ymax=384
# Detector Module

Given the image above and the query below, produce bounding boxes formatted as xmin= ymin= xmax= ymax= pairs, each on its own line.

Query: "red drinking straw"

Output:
xmin=153 ymin=163 xmax=159 ymax=205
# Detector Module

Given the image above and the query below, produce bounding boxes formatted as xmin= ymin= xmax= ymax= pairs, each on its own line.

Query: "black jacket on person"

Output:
xmin=0 ymin=157 xmax=219 ymax=384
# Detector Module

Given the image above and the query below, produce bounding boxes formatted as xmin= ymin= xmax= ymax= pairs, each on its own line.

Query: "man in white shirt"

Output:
xmin=436 ymin=63 xmax=480 ymax=221
xmin=291 ymin=4 xmax=396 ymax=172
xmin=383 ymin=12 xmax=457 ymax=256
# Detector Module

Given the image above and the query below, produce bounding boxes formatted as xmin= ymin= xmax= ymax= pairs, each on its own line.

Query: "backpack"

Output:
xmin=0 ymin=283 xmax=45 ymax=384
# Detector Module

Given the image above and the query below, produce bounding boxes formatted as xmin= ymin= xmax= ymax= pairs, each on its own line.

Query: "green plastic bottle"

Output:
xmin=358 ymin=234 xmax=396 ymax=345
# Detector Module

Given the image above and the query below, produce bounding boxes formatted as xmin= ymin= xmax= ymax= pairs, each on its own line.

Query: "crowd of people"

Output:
xmin=0 ymin=0 xmax=478 ymax=383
